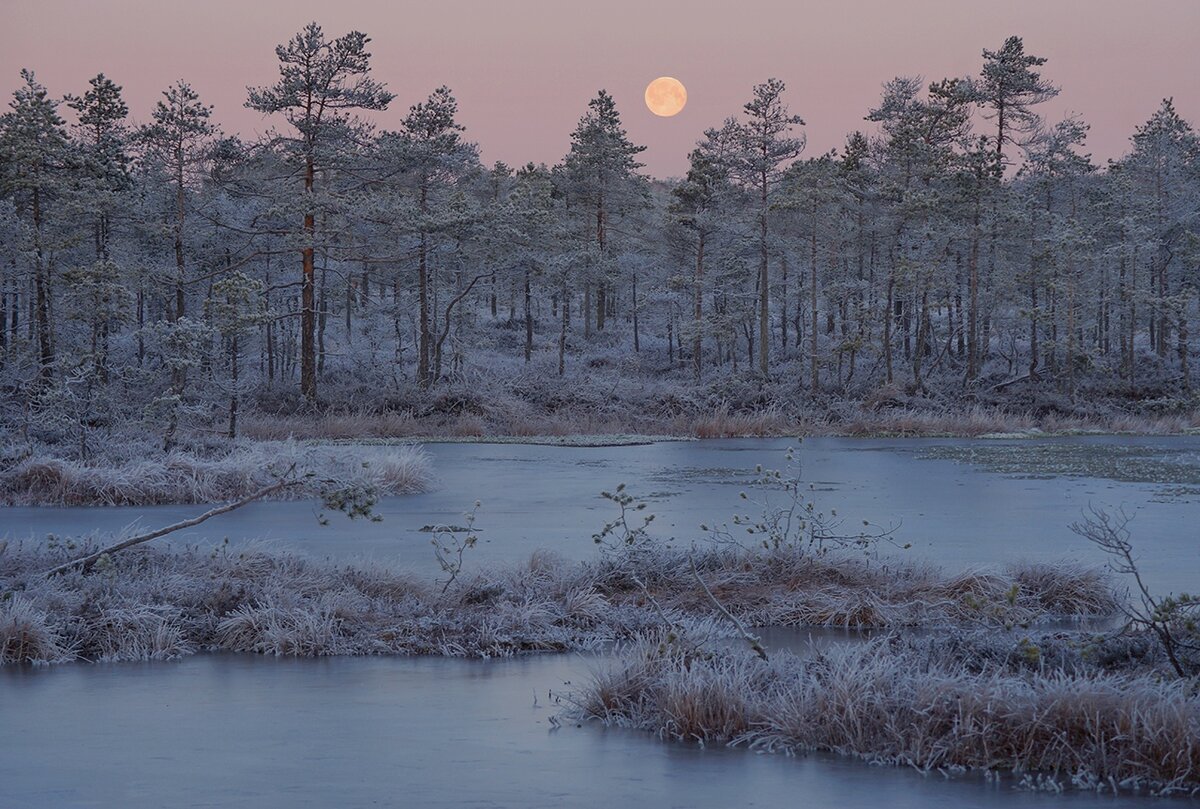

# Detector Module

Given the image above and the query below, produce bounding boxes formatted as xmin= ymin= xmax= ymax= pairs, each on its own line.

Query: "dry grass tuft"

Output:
xmin=0 ymin=596 xmax=73 ymax=664
xmin=0 ymin=442 xmax=432 ymax=506
xmin=575 ymin=632 xmax=1200 ymax=795
xmin=689 ymin=407 xmax=796 ymax=439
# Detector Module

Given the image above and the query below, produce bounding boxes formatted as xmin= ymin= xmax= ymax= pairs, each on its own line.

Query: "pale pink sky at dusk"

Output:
xmin=2 ymin=0 xmax=1197 ymax=177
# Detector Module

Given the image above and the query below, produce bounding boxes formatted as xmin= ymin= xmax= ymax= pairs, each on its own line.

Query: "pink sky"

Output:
xmin=2 ymin=0 xmax=1197 ymax=177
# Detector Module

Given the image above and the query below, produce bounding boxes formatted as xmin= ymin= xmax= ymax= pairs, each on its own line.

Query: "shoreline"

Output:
xmin=244 ymin=405 xmax=1200 ymax=443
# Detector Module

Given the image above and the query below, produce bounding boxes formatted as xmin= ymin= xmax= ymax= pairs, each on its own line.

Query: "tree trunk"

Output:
xmin=757 ymin=179 xmax=770 ymax=376
xmin=32 ymin=185 xmax=53 ymax=381
xmin=174 ymin=145 xmax=186 ymax=321
xmin=693 ymin=230 xmax=704 ymax=382
xmin=631 ymin=273 xmax=639 ymax=353
xmin=417 ymin=182 xmax=432 ymax=388
xmin=228 ymin=334 xmax=239 ymax=439
xmin=810 ymin=224 xmax=819 ymax=395
xmin=966 ymin=196 xmax=981 ymax=382
xmin=558 ymin=279 xmax=570 ymax=375
xmin=299 ymin=156 xmax=317 ymax=400
xmin=524 ymin=268 xmax=533 ymax=363
xmin=884 ymin=273 xmax=894 ymax=385
xmin=583 ymin=282 xmax=592 ymax=339
xmin=1180 ymin=302 xmax=1191 ymax=392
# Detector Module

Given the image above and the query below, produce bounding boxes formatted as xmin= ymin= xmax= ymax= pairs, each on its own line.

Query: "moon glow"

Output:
xmin=645 ymin=77 xmax=687 ymax=117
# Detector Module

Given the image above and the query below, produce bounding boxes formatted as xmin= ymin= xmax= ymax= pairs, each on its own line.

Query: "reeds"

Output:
xmin=0 ymin=442 xmax=432 ymax=506
xmin=575 ymin=632 xmax=1200 ymax=794
xmin=0 ymin=596 xmax=73 ymax=664
xmin=0 ymin=543 xmax=1116 ymax=665
xmin=239 ymin=402 xmax=1200 ymax=442
xmin=688 ymin=406 xmax=796 ymax=438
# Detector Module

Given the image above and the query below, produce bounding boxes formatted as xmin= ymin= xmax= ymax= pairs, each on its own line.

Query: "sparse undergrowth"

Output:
xmin=574 ymin=632 xmax=1200 ymax=795
xmin=0 ymin=543 xmax=1114 ymax=665
xmin=240 ymin=400 xmax=1200 ymax=442
xmin=0 ymin=442 xmax=431 ymax=506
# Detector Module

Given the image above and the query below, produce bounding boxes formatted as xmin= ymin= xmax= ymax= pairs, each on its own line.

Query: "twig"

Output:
xmin=690 ymin=554 xmax=768 ymax=662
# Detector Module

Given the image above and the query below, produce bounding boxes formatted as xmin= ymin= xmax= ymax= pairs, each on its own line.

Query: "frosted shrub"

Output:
xmin=1073 ymin=507 xmax=1200 ymax=677
xmin=704 ymin=446 xmax=905 ymax=557
xmin=430 ymin=501 xmax=482 ymax=594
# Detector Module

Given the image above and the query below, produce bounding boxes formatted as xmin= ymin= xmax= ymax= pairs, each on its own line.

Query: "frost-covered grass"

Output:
xmin=575 ymin=632 xmax=1200 ymax=795
xmin=0 ymin=543 xmax=1115 ymax=665
xmin=11 ymin=537 xmax=1185 ymax=793
xmin=217 ymin=339 xmax=1200 ymax=442
xmin=315 ymin=434 xmax=691 ymax=447
xmin=593 ymin=548 xmax=1117 ymax=630
xmin=239 ymin=391 xmax=1200 ymax=443
xmin=0 ymin=441 xmax=431 ymax=506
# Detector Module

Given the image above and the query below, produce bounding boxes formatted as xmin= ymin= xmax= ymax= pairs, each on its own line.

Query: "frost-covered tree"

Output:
xmin=562 ymin=90 xmax=646 ymax=344
xmin=375 ymin=86 xmax=477 ymax=387
xmin=671 ymin=146 xmax=734 ymax=381
xmin=720 ymin=79 xmax=805 ymax=375
xmin=1125 ymin=100 xmax=1198 ymax=368
xmin=0 ymin=71 xmax=70 ymax=381
xmin=206 ymin=271 xmax=266 ymax=437
xmin=65 ymin=74 xmax=131 ymax=381
xmin=138 ymin=80 xmax=214 ymax=322
xmin=246 ymin=21 xmax=393 ymax=400
xmin=975 ymin=35 xmax=1059 ymax=169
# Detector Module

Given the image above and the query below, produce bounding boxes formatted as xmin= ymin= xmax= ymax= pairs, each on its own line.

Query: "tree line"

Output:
xmin=1 ymin=24 xmax=1197 ymax=447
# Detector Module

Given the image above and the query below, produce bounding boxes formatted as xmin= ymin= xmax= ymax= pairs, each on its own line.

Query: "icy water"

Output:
xmin=3 ymin=436 xmax=1199 ymax=807
xmin=0 ymin=652 xmax=1175 ymax=809
xmin=5 ymin=435 xmax=1199 ymax=590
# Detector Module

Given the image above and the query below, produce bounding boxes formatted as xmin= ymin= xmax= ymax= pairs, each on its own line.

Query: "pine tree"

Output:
xmin=671 ymin=147 xmax=731 ymax=381
xmin=138 ymin=81 xmax=214 ymax=322
xmin=66 ymin=74 xmax=131 ymax=380
xmin=976 ymin=36 xmax=1059 ymax=169
xmin=385 ymin=86 xmax=476 ymax=387
xmin=563 ymin=90 xmax=646 ymax=342
xmin=246 ymin=22 xmax=393 ymax=401
xmin=1127 ymin=99 xmax=1198 ymax=366
xmin=0 ymin=70 xmax=70 ymax=381
xmin=721 ymin=79 xmax=805 ymax=376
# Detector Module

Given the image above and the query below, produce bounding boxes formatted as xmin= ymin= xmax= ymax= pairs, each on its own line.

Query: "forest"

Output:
xmin=2 ymin=24 xmax=1198 ymax=463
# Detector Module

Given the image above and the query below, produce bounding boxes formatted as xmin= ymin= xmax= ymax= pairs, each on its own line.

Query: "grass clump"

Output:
xmin=0 ymin=441 xmax=431 ymax=506
xmin=574 ymin=631 xmax=1200 ymax=795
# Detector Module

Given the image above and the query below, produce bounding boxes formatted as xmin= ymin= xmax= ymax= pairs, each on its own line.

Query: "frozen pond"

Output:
xmin=0 ymin=651 xmax=1176 ymax=808
xmin=3 ymin=436 xmax=1199 ymax=807
xmin=5 ymin=435 xmax=1199 ymax=590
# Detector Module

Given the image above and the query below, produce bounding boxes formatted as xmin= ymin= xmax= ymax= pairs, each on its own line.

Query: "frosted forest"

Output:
xmin=2 ymin=28 xmax=1198 ymax=467
xmin=2 ymin=18 xmax=1199 ymax=808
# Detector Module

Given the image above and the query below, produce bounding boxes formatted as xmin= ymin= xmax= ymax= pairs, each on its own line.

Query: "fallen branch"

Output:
xmin=42 ymin=477 xmax=300 ymax=578
xmin=992 ymin=373 xmax=1032 ymax=391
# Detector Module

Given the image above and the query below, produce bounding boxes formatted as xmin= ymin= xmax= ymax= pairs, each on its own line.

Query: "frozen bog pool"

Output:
xmin=3 ymin=436 xmax=1198 ymax=807
xmin=5 ymin=436 xmax=1199 ymax=590
xmin=0 ymin=652 xmax=1174 ymax=809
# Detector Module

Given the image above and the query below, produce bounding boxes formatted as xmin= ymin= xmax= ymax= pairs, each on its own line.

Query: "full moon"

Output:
xmin=645 ymin=77 xmax=687 ymax=117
